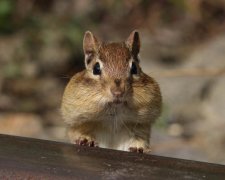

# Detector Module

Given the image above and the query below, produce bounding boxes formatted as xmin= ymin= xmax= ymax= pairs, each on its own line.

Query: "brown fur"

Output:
xmin=61 ymin=30 xmax=162 ymax=152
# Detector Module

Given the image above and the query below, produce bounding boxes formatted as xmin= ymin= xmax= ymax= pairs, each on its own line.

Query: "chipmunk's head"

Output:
xmin=83 ymin=30 xmax=142 ymax=104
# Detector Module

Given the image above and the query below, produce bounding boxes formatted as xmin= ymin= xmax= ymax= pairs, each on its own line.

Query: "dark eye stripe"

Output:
xmin=93 ymin=62 xmax=101 ymax=75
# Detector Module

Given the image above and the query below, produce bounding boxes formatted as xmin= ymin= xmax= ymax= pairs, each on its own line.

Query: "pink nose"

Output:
xmin=111 ymin=90 xmax=124 ymax=98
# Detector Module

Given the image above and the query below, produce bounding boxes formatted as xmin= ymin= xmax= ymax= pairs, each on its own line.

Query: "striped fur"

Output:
xmin=61 ymin=31 xmax=162 ymax=152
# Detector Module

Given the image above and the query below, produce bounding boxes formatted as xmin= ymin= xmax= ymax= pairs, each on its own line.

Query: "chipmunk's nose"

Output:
xmin=110 ymin=88 xmax=124 ymax=98
xmin=110 ymin=78 xmax=125 ymax=98
xmin=112 ymin=90 xmax=123 ymax=97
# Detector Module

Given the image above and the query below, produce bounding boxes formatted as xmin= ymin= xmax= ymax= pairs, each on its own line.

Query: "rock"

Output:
xmin=0 ymin=113 xmax=47 ymax=139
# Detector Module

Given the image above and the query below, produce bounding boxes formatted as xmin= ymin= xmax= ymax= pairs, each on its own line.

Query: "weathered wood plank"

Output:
xmin=0 ymin=134 xmax=224 ymax=180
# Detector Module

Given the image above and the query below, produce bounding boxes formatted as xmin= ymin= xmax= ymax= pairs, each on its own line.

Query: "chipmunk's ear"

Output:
xmin=83 ymin=31 xmax=99 ymax=67
xmin=83 ymin=31 xmax=99 ymax=55
xmin=126 ymin=30 xmax=140 ymax=57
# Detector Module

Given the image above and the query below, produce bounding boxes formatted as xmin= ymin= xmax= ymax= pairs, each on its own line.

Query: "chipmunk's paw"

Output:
xmin=129 ymin=147 xmax=144 ymax=153
xmin=74 ymin=138 xmax=98 ymax=147
xmin=88 ymin=140 xmax=98 ymax=147
xmin=128 ymin=139 xmax=151 ymax=153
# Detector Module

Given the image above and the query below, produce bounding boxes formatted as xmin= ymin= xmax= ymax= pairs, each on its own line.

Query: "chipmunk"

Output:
xmin=61 ymin=30 xmax=162 ymax=153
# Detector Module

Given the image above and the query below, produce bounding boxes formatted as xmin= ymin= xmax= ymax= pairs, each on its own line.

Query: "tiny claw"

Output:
xmin=89 ymin=140 xmax=95 ymax=147
xmin=79 ymin=138 xmax=88 ymax=146
xmin=129 ymin=147 xmax=144 ymax=153
xmin=74 ymin=138 xmax=98 ymax=147
xmin=138 ymin=147 xmax=144 ymax=153
xmin=74 ymin=138 xmax=88 ymax=146
xmin=89 ymin=140 xmax=99 ymax=147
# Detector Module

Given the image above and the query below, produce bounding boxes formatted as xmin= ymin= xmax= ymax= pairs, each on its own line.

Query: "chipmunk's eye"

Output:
xmin=93 ymin=62 xmax=101 ymax=75
xmin=130 ymin=62 xmax=137 ymax=75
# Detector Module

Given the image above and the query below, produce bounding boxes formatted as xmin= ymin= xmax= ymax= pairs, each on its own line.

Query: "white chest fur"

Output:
xmin=94 ymin=103 xmax=137 ymax=150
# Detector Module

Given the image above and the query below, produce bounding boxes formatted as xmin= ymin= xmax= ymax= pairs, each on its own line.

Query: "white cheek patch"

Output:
xmin=128 ymin=58 xmax=134 ymax=76
xmin=128 ymin=58 xmax=133 ymax=68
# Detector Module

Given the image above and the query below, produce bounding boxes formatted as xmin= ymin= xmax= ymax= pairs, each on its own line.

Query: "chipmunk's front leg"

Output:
xmin=125 ymin=123 xmax=151 ymax=153
xmin=68 ymin=123 xmax=98 ymax=147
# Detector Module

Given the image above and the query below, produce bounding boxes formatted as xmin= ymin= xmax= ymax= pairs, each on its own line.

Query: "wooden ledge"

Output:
xmin=0 ymin=134 xmax=224 ymax=179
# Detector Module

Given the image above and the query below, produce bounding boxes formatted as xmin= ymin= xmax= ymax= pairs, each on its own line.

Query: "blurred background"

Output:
xmin=0 ymin=0 xmax=225 ymax=164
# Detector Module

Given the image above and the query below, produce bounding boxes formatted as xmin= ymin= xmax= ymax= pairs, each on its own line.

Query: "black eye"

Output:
xmin=93 ymin=62 xmax=101 ymax=75
xmin=130 ymin=62 xmax=137 ymax=75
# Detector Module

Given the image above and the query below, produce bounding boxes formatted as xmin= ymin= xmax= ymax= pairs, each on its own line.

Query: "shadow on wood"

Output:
xmin=0 ymin=134 xmax=224 ymax=179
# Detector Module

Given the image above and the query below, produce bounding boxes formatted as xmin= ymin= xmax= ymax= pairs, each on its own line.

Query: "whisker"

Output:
xmin=58 ymin=75 xmax=72 ymax=79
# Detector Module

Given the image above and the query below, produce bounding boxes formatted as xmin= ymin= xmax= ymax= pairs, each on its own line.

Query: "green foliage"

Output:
xmin=3 ymin=62 xmax=22 ymax=78
xmin=64 ymin=27 xmax=83 ymax=47
xmin=169 ymin=0 xmax=186 ymax=10
xmin=0 ymin=0 xmax=12 ymax=16
xmin=62 ymin=18 xmax=84 ymax=53
xmin=25 ymin=16 xmax=43 ymax=30
xmin=0 ymin=0 xmax=14 ymax=34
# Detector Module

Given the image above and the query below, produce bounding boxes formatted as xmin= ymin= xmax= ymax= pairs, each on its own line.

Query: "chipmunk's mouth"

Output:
xmin=111 ymin=98 xmax=127 ymax=105
xmin=113 ymin=99 xmax=122 ymax=104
